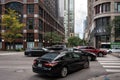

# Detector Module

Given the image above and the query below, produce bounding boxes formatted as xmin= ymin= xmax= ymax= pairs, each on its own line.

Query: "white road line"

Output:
xmin=106 ymin=69 xmax=120 ymax=72
xmin=103 ymin=66 xmax=120 ymax=68
xmin=0 ymin=53 xmax=23 ymax=56
xmin=100 ymin=63 xmax=120 ymax=65
xmin=0 ymin=66 xmax=31 ymax=69
xmin=97 ymin=59 xmax=120 ymax=61
xmin=98 ymin=61 xmax=120 ymax=63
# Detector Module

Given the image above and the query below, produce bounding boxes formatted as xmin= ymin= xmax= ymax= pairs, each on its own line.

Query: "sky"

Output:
xmin=75 ymin=0 xmax=87 ymax=39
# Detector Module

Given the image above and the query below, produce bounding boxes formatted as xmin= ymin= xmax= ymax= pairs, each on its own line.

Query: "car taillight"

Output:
xmin=33 ymin=59 xmax=37 ymax=65
xmin=44 ymin=61 xmax=58 ymax=67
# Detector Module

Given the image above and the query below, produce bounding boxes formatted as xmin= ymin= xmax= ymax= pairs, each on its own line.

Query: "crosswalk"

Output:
xmin=97 ymin=54 xmax=120 ymax=73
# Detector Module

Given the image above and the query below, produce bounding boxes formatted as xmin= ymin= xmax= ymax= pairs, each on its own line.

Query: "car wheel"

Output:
xmin=60 ymin=67 xmax=68 ymax=77
xmin=98 ymin=53 xmax=103 ymax=57
xmin=88 ymin=56 xmax=92 ymax=61
xmin=83 ymin=61 xmax=89 ymax=69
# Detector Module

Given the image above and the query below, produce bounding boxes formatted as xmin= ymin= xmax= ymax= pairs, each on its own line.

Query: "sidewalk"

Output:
xmin=111 ymin=52 xmax=120 ymax=58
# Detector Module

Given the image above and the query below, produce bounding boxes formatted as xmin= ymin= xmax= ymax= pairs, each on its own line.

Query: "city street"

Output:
xmin=0 ymin=52 xmax=119 ymax=80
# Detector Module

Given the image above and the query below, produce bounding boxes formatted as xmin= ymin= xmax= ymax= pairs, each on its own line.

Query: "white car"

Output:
xmin=108 ymin=48 xmax=120 ymax=53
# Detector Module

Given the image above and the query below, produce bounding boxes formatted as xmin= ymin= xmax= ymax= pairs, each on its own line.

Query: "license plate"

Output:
xmin=38 ymin=64 xmax=42 ymax=67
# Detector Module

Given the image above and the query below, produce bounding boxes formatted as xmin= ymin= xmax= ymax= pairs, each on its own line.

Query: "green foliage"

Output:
xmin=112 ymin=16 xmax=120 ymax=29
xmin=1 ymin=9 xmax=25 ymax=49
xmin=44 ymin=32 xmax=62 ymax=44
xmin=67 ymin=36 xmax=87 ymax=47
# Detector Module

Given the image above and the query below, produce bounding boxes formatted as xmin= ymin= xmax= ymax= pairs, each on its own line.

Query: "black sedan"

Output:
xmin=73 ymin=48 xmax=97 ymax=61
xmin=24 ymin=47 xmax=49 ymax=57
xmin=32 ymin=51 xmax=89 ymax=77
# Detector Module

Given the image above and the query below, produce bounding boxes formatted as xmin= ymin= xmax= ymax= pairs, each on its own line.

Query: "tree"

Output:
xmin=68 ymin=36 xmax=81 ymax=47
xmin=1 ymin=9 xmax=25 ymax=50
xmin=44 ymin=32 xmax=63 ymax=45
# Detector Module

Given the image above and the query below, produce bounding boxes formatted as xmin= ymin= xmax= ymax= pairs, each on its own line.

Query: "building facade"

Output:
xmin=0 ymin=0 xmax=65 ymax=50
xmin=64 ymin=0 xmax=75 ymax=42
xmin=86 ymin=0 xmax=120 ymax=48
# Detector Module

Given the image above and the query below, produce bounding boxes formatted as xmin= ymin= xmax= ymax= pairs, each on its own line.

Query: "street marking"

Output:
xmin=98 ymin=61 xmax=120 ymax=63
xmin=106 ymin=69 xmax=120 ymax=72
xmin=0 ymin=66 xmax=31 ymax=69
xmin=103 ymin=66 xmax=120 ymax=68
xmin=0 ymin=52 xmax=23 ymax=56
xmin=100 ymin=63 xmax=120 ymax=65
xmin=97 ymin=55 xmax=120 ymax=73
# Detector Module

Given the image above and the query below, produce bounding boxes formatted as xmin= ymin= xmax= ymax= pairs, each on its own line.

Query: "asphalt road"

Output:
xmin=0 ymin=52 xmax=119 ymax=80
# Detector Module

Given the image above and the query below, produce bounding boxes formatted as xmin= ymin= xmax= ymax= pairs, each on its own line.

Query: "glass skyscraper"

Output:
xmin=64 ymin=0 xmax=75 ymax=42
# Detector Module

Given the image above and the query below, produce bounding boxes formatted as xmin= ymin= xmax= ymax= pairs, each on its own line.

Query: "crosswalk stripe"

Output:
xmin=97 ymin=55 xmax=120 ymax=73
xmin=0 ymin=53 xmax=23 ymax=56
xmin=98 ymin=61 xmax=120 ymax=63
xmin=106 ymin=69 xmax=120 ymax=72
xmin=100 ymin=63 xmax=120 ymax=65
xmin=0 ymin=66 xmax=31 ymax=69
xmin=103 ymin=66 xmax=120 ymax=68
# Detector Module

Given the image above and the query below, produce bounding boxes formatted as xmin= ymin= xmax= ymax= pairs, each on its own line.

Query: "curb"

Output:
xmin=111 ymin=53 xmax=120 ymax=58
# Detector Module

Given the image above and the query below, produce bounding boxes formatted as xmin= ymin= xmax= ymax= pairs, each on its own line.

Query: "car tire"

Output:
xmin=60 ymin=67 xmax=68 ymax=77
xmin=98 ymin=53 xmax=103 ymax=57
xmin=83 ymin=61 xmax=89 ymax=69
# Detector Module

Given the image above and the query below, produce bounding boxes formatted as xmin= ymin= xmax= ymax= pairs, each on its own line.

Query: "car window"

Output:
xmin=41 ymin=52 xmax=59 ymax=60
xmin=72 ymin=53 xmax=80 ymax=58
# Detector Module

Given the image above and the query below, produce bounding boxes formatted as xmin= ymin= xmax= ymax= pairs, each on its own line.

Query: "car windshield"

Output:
xmin=41 ymin=52 xmax=59 ymax=60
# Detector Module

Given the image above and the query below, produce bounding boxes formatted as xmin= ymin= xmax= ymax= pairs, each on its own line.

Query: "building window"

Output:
xmin=39 ymin=19 xmax=43 ymax=30
xmin=95 ymin=2 xmax=110 ymax=14
xmin=27 ymin=33 xmax=34 ymax=42
xmin=95 ymin=17 xmax=110 ymax=34
xmin=115 ymin=2 xmax=120 ymax=12
xmin=39 ymin=7 xmax=43 ymax=17
xmin=101 ymin=3 xmax=110 ymax=13
xmin=27 ymin=42 xmax=34 ymax=48
xmin=27 ymin=18 xmax=34 ymax=29
xmin=27 ymin=4 xmax=34 ymax=14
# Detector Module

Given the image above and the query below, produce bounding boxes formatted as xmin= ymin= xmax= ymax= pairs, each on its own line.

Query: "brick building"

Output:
xmin=0 ymin=0 xmax=65 ymax=50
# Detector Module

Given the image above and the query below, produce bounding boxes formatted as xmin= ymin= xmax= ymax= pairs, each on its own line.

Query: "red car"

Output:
xmin=77 ymin=46 xmax=107 ymax=57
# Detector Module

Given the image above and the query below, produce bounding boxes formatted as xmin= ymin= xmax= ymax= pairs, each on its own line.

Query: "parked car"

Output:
xmin=24 ymin=47 xmax=49 ymax=57
xmin=77 ymin=46 xmax=107 ymax=57
xmin=32 ymin=51 xmax=89 ymax=77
